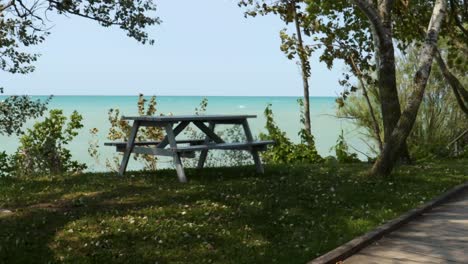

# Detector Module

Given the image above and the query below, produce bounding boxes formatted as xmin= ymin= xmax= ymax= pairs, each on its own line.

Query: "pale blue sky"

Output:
xmin=1 ymin=0 xmax=345 ymax=96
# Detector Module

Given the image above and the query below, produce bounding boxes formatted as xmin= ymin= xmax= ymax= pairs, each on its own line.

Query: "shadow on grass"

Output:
xmin=0 ymin=161 xmax=467 ymax=263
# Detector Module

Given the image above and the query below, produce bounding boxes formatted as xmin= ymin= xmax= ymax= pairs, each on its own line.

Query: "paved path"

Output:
xmin=345 ymin=190 xmax=468 ymax=263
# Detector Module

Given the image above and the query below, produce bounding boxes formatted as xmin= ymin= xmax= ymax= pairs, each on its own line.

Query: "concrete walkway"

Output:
xmin=345 ymin=190 xmax=468 ymax=263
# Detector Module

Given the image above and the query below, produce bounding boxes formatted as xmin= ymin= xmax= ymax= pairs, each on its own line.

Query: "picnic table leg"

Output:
xmin=242 ymin=120 xmax=264 ymax=174
xmin=197 ymin=122 xmax=215 ymax=169
xmin=118 ymin=121 xmax=140 ymax=176
xmin=165 ymin=123 xmax=187 ymax=183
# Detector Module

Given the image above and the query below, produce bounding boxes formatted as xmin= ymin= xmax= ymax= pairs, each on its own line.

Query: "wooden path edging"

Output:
xmin=308 ymin=181 xmax=468 ymax=264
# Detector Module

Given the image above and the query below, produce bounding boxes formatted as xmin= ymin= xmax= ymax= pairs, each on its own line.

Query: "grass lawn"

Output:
xmin=0 ymin=160 xmax=467 ymax=263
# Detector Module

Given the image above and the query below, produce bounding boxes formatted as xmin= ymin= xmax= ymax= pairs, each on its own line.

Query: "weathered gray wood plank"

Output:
xmin=366 ymin=237 xmax=468 ymax=263
xmin=345 ymin=191 xmax=468 ymax=264
xmin=193 ymin=121 xmax=225 ymax=144
xmin=357 ymin=245 xmax=460 ymax=263
xmin=118 ymin=121 xmax=139 ymax=176
xmin=242 ymin=119 xmax=264 ymax=173
xmin=105 ymin=139 xmax=205 ymax=147
xmin=118 ymin=147 xmax=195 ymax=158
xmin=157 ymin=121 xmax=190 ymax=149
xmin=172 ymin=141 xmax=274 ymax=152
xmin=197 ymin=122 xmax=215 ymax=169
xmin=346 ymin=253 xmax=432 ymax=264
xmin=122 ymin=115 xmax=256 ymax=122
xmin=165 ymin=124 xmax=187 ymax=183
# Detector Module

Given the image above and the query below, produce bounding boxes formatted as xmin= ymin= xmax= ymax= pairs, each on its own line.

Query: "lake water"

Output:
xmin=0 ymin=96 xmax=372 ymax=171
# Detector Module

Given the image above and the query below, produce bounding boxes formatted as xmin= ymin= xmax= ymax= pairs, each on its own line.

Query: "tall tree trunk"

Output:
xmin=435 ymin=49 xmax=468 ymax=116
xmin=353 ymin=0 xmax=412 ymax=163
xmin=370 ymin=0 xmax=448 ymax=177
xmin=292 ymin=1 xmax=312 ymax=135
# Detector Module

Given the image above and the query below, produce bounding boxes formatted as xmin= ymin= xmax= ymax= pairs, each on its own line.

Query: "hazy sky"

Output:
xmin=1 ymin=0 xmax=346 ymax=96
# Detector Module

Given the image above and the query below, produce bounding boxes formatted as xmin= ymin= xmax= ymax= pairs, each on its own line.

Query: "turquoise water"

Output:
xmin=0 ymin=96 xmax=371 ymax=171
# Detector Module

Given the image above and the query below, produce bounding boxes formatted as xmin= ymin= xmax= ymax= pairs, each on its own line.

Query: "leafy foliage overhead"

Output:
xmin=0 ymin=0 xmax=160 ymax=74
xmin=303 ymin=0 xmax=467 ymax=101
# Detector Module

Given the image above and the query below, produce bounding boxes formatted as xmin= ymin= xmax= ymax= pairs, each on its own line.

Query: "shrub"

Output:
xmin=15 ymin=109 xmax=86 ymax=176
xmin=0 ymin=151 xmax=15 ymax=177
xmin=332 ymin=130 xmax=360 ymax=163
xmin=89 ymin=94 xmax=164 ymax=171
xmin=259 ymin=100 xmax=323 ymax=164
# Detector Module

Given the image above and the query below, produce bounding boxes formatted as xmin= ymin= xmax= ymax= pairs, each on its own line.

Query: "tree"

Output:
xmin=339 ymin=44 xmax=467 ymax=160
xmin=0 ymin=0 xmax=159 ymax=136
xmin=0 ymin=0 xmax=160 ymax=75
xmin=0 ymin=90 xmax=51 ymax=136
xmin=348 ymin=0 xmax=413 ymax=163
xmin=370 ymin=0 xmax=448 ymax=176
xmin=239 ymin=0 xmax=314 ymax=135
xmin=300 ymin=1 xmax=412 ymax=161
xmin=305 ymin=0 xmax=466 ymax=175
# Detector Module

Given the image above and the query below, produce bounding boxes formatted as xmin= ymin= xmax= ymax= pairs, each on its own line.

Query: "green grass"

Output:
xmin=0 ymin=160 xmax=467 ymax=263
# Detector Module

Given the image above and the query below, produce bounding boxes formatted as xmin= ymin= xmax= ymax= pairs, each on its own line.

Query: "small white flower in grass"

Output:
xmin=67 ymin=229 xmax=74 ymax=233
xmin=181 ymin=211 xmax=187 ymax=215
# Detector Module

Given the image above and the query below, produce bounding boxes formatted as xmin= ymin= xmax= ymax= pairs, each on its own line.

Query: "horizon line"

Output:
xmin=1 ymin=94 xmax=338 ymax=97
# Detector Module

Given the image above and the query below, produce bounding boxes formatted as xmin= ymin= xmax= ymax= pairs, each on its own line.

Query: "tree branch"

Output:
xmin=435 ymin=48 xmax=468 ymax=116
xmin=0 ymin=0 xmax=14 ymax=12
xmin=349 ymin=54 xmax=384 ymax=152
xmin=352 ymin=0 xmax=388 ymax=49
xmin=46 ymin=0 xmax=124 ymax=27
xmin=449 ymin=0 xmax=468 ymax=39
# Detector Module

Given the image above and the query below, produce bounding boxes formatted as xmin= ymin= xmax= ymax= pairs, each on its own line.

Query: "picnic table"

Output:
xmin=105 ymin=115 xmax=274 ymax=182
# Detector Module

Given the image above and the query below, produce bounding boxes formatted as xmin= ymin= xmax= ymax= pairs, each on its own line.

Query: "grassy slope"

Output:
xmin=0 ymin=160 xmax=467 ymax=263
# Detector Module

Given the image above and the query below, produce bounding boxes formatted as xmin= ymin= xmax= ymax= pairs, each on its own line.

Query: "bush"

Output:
xmin=0 ymin=151 xmax=15 ymax=177
xmin=333 ymin=130 xmax=360 ymax=163
xmin=259 ymin=100 xmax=323 ymax=164
xmin=15 ymin=109 xmax=86 ymax=176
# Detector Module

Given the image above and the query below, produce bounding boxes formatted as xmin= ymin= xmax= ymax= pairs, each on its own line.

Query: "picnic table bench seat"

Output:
xmin=170 ymin=140 xmax=274 ymax=152
xmin=104 ymin=139 xmax=205 ymax=148
xmin=105 ymin=140 xmax=273 ymax=152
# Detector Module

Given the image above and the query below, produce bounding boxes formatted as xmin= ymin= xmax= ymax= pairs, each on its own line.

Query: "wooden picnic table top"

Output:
xmin=122 ymin=114 xmax=257 ymax=122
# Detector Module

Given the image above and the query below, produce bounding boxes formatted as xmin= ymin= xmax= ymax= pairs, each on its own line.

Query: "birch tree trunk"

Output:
xmin=370 ymin=0 xmax=448 ymax=177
